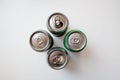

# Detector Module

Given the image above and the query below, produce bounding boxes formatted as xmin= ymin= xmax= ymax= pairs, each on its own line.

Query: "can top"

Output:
xmin=47 ymin=13 xmax=69 ymax=32
xmin=30 ymin=31 xmax=50 ymax=52
xmin=47 ymin=47 xmax=69 ymax=70
xmin=64 ymin=30 xmax=87 ymax=52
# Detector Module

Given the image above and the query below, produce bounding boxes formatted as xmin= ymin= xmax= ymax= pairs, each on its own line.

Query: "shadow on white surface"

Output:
xmin=64 ymin=45 xmax=93 ymax=73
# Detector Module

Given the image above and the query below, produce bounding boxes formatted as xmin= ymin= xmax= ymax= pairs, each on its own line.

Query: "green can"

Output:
xmin=47 ymin=12 xmax=69 ymax=37
xmin=64 ymin=30 xmax=87 ymax=52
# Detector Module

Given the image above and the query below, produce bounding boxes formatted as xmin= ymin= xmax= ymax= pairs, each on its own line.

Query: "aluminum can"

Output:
xmin=64 ymin=30 xmax=87 ymax=52
xmin=30 ymin=30 xmax=53 ymax=52
xmin=47 ymin=13 xmax=69 ymax=37
xmin=47 ymin=47 xmax=69 ymax=70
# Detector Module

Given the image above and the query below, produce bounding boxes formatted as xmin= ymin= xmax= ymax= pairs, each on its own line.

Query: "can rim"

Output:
xmin=47 ymin=12 xmax=69 ymax=33
xmin=63 ymin=30 xmax=87 ymax=52
xmin=47 ymin=47 xmax=69 ymax=70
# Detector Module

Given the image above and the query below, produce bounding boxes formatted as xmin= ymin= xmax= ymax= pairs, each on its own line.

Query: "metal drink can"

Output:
xmin=47 ymin=47 xmax=69 ymax=70
xmin=47 ymin=13 xmax=69 ymax=37
xmin=64 ymin=30 xmax=87 ymax=52
xmin=30 ymin=30 xmax=53 ymax=52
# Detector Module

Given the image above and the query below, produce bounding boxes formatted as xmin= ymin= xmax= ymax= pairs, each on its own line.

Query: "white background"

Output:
xmin=0 ymin=0 xmax=120 ymax=80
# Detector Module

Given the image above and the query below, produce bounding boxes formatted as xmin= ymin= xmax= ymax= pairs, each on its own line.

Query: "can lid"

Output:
xmin=30 ymin=31 xmax=50 ymax=52
xmin=47 ymin=47 xmax=69 ymax=70
xmin=47 ymin=13 xmax=69 ymax=32
xmin=64 ymin=30 xmax=87 ymax=52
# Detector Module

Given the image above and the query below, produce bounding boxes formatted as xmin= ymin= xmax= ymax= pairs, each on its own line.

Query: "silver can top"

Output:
xmin=30 ymin=31 xmax=50 ymax=51
xmin=68 ymin=32 xmax=86 ymax=51
xmin=47 ymin=47 xmax=69 ymax=70
xmin=47 ymin=13 xmax=69 ymax=32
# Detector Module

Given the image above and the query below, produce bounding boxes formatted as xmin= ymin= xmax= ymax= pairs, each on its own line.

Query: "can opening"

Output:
xmin=54 ymin=16 xmax=63 ymax=29
xmin=55 ymin=21 xmax=63 ymax=29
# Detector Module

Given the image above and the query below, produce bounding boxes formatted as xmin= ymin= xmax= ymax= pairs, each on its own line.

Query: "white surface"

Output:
xmin=0 ymin=0 xmax=120 ymax=80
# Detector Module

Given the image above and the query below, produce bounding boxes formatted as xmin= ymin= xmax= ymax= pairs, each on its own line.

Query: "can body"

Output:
xmin=64 ymin=30 xmax=87 ymax=52
xmin=30 ymin=30 xmax=53 ymax=52
xmin=47 ymin=47 xmax=69 ymax=70
xmin=47 ymin=13 xmax=69 ymax=37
